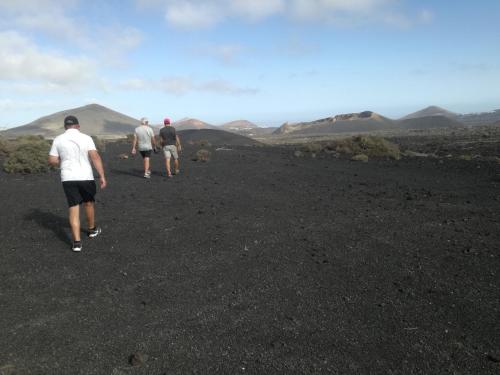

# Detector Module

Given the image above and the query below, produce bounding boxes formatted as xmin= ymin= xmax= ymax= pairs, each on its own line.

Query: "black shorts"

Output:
xmin=62 ymin=180 xmax=96 ymax=207
xmin=140 ymin=150 xmax=152 ymax=158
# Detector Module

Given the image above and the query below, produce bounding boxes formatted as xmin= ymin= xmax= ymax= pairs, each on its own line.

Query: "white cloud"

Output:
xmin=229 ymin=0 xmax=285 ymax=20
xmin=199 ymin=79 xmax=259 ymax=95
xmin=0 ymin=1 xmax=143 ymax=64
xmin=165 ymin=1 xmax=222 ymax=29
xmin=0 ymin=98 xmax=56 ymax=112
xmin=138 ymin=0 xmax=430 ymax=29
xmin=191 ymin=43 xmax=244 ymax=64
xmin=119 ymin=76 xmax=258 ymax=96
xmin=0 ymin=31 xmax=96 ymax=85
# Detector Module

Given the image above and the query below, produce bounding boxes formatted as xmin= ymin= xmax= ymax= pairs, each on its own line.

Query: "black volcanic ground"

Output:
xmin=1 ymin=131 xmax=499 ymax=374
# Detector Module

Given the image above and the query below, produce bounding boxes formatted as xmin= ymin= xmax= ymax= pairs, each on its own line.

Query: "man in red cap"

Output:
xmin=159 ymin=117 xmax=182 ymax=177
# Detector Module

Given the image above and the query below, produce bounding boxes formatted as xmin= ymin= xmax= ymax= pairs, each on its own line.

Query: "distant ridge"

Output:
xmin=401 ymin=106 xmax=458 ymax=120
xmin=1 ymin=103 xmax=140 ymax=139
xmin=458 ymin=109 xmax=500 ymax=126
xmin=220 ymin=120 xmax=258 ymax=130
xmin=179 ymin=129 xmax=259 ymax=146
xmin=273 ymin=111 xmax=397 ymax=135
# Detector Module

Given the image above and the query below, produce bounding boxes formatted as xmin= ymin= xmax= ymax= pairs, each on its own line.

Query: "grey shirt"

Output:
xmin=135 ymin=126 xmax=154 ymax=151
xmin=159 ymin=126 xmax=177 ymax=146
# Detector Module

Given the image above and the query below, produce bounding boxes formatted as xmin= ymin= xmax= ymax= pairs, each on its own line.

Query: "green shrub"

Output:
xmin=335 ymin=135 xmax=400 ymax=160
xmin=192 ymin=149 xmax=211 ymax=162
xmin=0 ymin=136 xmax=14 ymax=157
xmin=3 ymin=136 xmax=52 ymax=173
xmin=300 ymin=143 xmax=323 ymax=153
xmin=91 ymin=135 xmax=106 ymax=153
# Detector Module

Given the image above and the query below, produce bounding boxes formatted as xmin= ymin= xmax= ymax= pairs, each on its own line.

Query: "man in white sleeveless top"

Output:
xmin=131 ymin=117 xmax=157 ymax=178
xmin=48 ymin=115 xmax=107 ymax=252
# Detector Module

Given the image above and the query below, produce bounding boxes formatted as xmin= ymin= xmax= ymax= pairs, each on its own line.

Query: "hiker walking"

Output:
xmin=131 ymin=117 xmax=157 ymax=178
xmin=159 ymin=117 xmax=182 ymax=177
xmin=48 ymin=115 xmax=107 ymax=252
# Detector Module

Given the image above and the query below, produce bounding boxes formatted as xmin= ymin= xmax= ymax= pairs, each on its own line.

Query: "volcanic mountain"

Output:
xmin=401 ymin=106 xmax=458 ymax=120
xmin=1 ymin=104 xmax=140 ymax=139
xmin=171 ymin=118 xmax=216 ymax=131
xmin=273 ymin=111 xmax=397 ymax=135
xmin=398 ymin=106 xmax=464 ymax=130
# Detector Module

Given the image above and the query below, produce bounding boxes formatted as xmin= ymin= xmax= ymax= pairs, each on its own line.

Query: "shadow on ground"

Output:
xmin=24 ymin=209 xmax=70 ymax=245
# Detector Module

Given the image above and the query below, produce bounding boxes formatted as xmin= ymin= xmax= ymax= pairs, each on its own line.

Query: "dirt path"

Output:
xmin=1 ymin=141 xmax=499 ymax=374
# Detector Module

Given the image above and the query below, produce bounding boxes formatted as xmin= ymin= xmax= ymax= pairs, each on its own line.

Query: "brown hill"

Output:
xmin=172 ymin=118 xmax=216 ymax=131
xmin=274 ymin=111 xmax=397 ymax=135
xmin=1 ymin=104 xmax=140 ymax=139
xmin=401 ymin=106 xmax=458 ymax=120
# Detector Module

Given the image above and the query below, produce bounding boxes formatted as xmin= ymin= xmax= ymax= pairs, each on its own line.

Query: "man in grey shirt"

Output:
xmin=132 ymin=117 xmax=156 ymax=178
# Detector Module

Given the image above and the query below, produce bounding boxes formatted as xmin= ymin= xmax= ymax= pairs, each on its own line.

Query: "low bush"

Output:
xmin=192 ymin=149 xmax=211 ymax=162
xmin=126 ymin=133 xmax=135 ymax=143
xmin=334 ymin=135 xmax=400 ymax=160
xmin=0 ymin=136 xmax=14 ymax=157
xmin=91 ymin=135 xmax=106 ymax=153
xmin=3 ymin=136 xmax=52 ymax=173
xmin=300 ymin=143 xmax=323 ymax=154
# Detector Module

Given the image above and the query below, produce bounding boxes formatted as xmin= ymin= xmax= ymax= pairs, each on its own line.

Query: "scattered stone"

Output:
xmin=351 ymin=154 xmax=369 ymax=162
xmin=404 ymin=150 xmax=429 ymax=158
xmin=129 ymin=352 xmax=148 ymax=366
xmin=118 ymin=153 xmax=129 ymax=159
xmin=486 ymin=353 xmax=500 ymax=363
xmin=0 ymin=364 xmax=16 ymax=375
xmin=294 ymin=150 xmax=304 ymax=158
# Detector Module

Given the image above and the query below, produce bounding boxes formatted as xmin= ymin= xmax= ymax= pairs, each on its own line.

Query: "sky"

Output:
xmin=0 ymin=0 xmax=499 ymax=128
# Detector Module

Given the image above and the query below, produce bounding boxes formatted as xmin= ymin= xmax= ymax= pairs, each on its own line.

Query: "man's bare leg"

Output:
xmin=174 ymin=159 xmax=179 ymax=173
xmin=83 ymin=201 xmax=95 ymax=230
xmin=144 ymin=157 xmax=150 ymax=174
xmin=69 ymin=205 xmax=81 ymax=241
xmin=165 ymin=158 xmax=172 ymax=176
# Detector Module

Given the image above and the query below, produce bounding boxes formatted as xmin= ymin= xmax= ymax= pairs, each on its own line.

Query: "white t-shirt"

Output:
xmin=49 ymin=129 xmax=97 ymax=182
xmin=135 ymin=125 xmax=154 ymax=151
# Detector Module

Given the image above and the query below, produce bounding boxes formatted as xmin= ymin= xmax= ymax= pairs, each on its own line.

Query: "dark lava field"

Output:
xmin=1 ymin=130 xmax=499 ymax=374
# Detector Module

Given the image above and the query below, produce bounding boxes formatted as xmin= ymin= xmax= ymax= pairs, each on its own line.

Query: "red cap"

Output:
xmin=164 ymin=117 xmax=171 ymax=125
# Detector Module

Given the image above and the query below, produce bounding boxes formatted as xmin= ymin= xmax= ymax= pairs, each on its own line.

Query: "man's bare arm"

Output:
xmin=176 ymin=135 xmax=182 ymax=152
xmin=131 ymin=134 xmax=138 ymax=154
xmin=89 ymin=150 xmax=107 ymax=189
xmin=48 ymin=155 xmax=60 ymax=166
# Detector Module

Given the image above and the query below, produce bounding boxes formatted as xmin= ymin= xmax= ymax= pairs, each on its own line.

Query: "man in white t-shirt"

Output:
xmin=131 ymin=117 xmax=156 ymax=179
xmin=48 ymin=115 xmax=107 ymax=252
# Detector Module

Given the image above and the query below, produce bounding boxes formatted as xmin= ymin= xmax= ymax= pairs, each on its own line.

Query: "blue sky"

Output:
xmin=1 ymin=0 xmax=499 ymax=128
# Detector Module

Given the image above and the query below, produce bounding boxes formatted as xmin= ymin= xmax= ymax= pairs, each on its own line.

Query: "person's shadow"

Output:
xmin=25 ymin=209 xmax=70 ymax=245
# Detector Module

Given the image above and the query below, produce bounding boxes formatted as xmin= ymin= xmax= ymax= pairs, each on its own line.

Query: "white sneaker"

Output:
xmin=72 ymin=241 xmax=82 ymax=252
